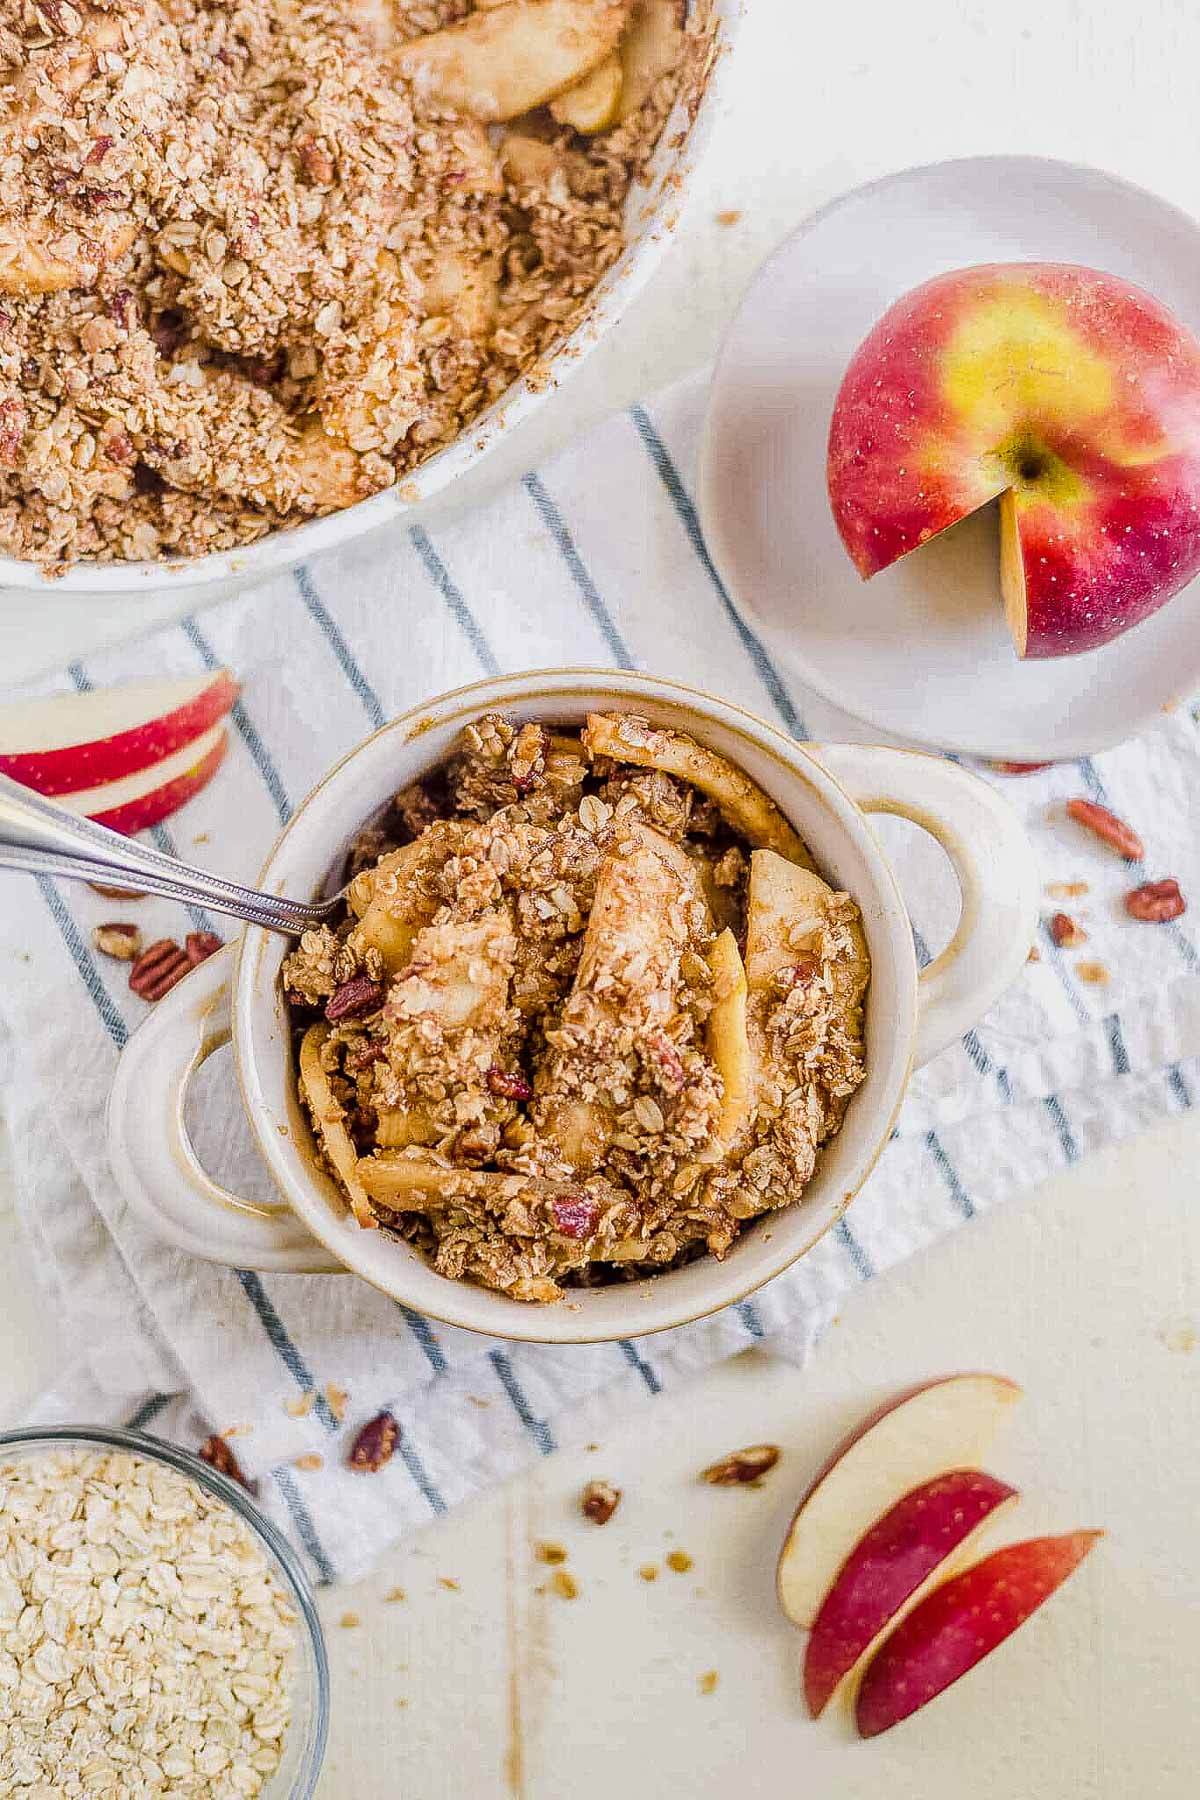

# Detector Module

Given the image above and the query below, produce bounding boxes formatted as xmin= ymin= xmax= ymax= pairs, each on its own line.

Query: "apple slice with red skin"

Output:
xmin=803 ymin=1469 xmax=1018 ymax=1718
xmin=52 ymin=723 xmax=229 ymax=833
xmin=777 ymin=1373 xmax=1022 ymax=1630
xmin=0 ymin=670 xmax=238 ymax=795
xmin=855 ymin=1530 xmax=1103 ymax=1738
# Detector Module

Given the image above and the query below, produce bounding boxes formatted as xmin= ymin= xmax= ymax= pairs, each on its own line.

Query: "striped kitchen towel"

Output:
xmin=3 ymin=373 xmax=1200 ymax=1584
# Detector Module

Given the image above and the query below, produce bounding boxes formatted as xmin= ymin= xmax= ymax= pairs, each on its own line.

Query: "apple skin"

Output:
xmin=827 ymin=262 xmax=1200 ymax=658
xmin=803 ymin=1469 xmax=1018 ymax=1719
xmin=0 ymin=670 xmax=239 ymax=795
xmin=79 ymin=730 xmax=228 ymax=834
xmin=777 ymin=1372 xmax=1022 ymax=1631
xmin=855 ymin=1530 xmax=1103 ymax=1738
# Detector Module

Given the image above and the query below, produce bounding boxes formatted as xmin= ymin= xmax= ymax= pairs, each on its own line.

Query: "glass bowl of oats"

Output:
xmin=0 ymin=1425 xmax=329 ymax=1799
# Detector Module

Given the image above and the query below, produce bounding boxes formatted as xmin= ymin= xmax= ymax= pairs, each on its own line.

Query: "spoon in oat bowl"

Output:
xmin=0 ymin=771 xmax=340 ymax=932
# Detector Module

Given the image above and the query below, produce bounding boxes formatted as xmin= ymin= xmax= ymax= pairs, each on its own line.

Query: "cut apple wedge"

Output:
xmin=394 ymin=0 xmax=628 ymax=123
xmin=777 ymin=1373 xmax=1023 ymax=1629
xmin=299 ymin=1023 xmax=375 ymax=1228
xmin=705 ymin=928 xmax=752 ymax=1153
xmin=51 ymin=724 xmax=228 ymax=834
xmin=855 ymin=1530 xmax=1103 ymax=1738
xmin=0 ymin=671 xmax=238 ymax=796
xmin=803 ymin=1469 xmax=1019 ymax=1719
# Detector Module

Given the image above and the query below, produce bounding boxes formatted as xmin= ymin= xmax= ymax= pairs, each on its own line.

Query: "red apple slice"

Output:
xmin=855 ymin=1530 xmax=1103 ymax=1738
xmin=777 ymin=1373 xmax=1022 ymax=1629
xmin=52 ymin=723 xmax=228 ymax=834
xmin=803 ymin=1469 xmax=1018 ymax=1718
xmin=0 ymin=670 xmax=238 ymax=796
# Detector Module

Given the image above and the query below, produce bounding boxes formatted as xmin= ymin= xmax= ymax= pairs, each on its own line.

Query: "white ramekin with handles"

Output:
xmin=107 ymin=669 xmax=1039 ymax=1344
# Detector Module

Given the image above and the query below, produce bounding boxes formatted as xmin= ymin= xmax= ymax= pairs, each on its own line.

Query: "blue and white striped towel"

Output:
xmin=3 ymin=374 xmax=1200 ymax=1584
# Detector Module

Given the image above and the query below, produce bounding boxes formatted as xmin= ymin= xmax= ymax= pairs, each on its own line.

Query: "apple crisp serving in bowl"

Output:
xmin=0 ymin=0 xmax=712 ymax=570
xmin=282 ymin=713 xmax=870 ymax=1304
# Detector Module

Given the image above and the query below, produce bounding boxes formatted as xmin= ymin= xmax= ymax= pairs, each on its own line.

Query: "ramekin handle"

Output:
xmin=806 ymin=745 xmax=1039 ymax=1067
xmin=107 ymin=943 xmax=343 ymax=1271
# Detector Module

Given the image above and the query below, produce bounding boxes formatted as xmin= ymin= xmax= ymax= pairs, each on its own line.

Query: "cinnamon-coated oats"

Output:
xmin=0 ymin=1447 xmax=297 ymax=1797
xmin=284 ymin=711 xmax=869 ymax=1304
xmin=0 ymin=0 xmax=712 ymax=569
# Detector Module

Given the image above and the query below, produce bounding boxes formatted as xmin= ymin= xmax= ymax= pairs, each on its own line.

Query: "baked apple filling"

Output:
xmin=283 ymin=713 xmax=869 ymax=1302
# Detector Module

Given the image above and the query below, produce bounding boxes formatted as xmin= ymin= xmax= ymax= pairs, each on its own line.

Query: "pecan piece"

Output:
xmin=326 ymin=975 xmax=385 ymax=1022
xmin=700 ymin=1443 xmax=781 ymax=1486
xmin=348 ymin=1409 xmax=399 ymax=1472
xmin=1065 ymin=798 xmax=1144 ymax=860
xmin=991 ymin=759 xmax=1052 ymax=775
xmin=551 ymin=1192 xmax=600 ymax=1240
xmin=487 ymin=1064 xmax=532 ymax=1102
xmin=1125 ymin=878 xmax=1186 ymax=922
xmin=185 ymin=929 xmax=223 ymax=966
xmin=580 ymin=1478 xmax=622 ymax=1525
xmin=129 ymin=938 xmax=190 ymax=1001
xmin=92 ymin=920 xmax=143 ymax=961
xmin=198 ymin=1434 xmax=256 ymax=1494
xmin=1049 ymin=912 xmax=1087 ymax=949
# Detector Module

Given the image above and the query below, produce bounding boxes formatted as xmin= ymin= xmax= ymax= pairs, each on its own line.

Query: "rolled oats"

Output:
xmin=0 ymin=1447 xmax=297 ymax=1798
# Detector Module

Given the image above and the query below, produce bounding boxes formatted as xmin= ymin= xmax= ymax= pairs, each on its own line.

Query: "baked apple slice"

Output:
xmin=550 ymin=51 xmax=623 ymax=131
xmin=583 ymin=713 xmax=814 ymax=866
xmin=616 ymin=0 xmax=683 ymax=119
xmin=298 ymin=1024 xmax=375 ymax=1226
xmin=393 ymin=0 xmax=629 ymax=123
xmin=705 ymin=928 xmax=753 ymax=1153
xmin=744 ymin=848 xmax=870 ymax=1019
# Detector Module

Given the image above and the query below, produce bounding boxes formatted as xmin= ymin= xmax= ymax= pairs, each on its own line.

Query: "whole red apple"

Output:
xmin=827 ymin=262 xmax=1200 ymax=658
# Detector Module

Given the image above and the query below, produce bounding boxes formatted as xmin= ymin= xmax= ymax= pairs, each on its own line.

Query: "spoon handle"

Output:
xmin=0 ymin=774 xmax=330 ymax=935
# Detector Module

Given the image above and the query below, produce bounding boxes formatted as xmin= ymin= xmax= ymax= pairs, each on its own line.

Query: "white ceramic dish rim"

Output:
xmin=231 ymin=669 xmax=920 ymax=1341
xmin=697 ymin=153 xmax=1200 ymax=760
xmin=0 ymin=0 xmax=738 ymax=598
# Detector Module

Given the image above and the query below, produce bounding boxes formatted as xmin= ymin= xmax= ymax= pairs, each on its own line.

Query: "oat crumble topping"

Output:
xmin=0 ymin=0 xmax=713 ymax=568
xmin=283 ymin=711 xmax=870 ymax=1304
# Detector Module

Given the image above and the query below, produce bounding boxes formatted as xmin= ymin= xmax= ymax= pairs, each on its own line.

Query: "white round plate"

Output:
xmin=699 ymin=156 xmax=1200 ymax=758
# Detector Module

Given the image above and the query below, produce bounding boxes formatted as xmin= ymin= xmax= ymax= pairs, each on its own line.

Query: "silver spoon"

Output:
xmin=0 ymin=771 xmax=337 ymax=935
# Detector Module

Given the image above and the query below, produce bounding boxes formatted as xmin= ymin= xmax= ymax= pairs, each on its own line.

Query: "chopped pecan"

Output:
xmin=185 ymin=929 xmax=223 ymax=966
xmin=1066 ymin=798 xmax=1144 ymax=860
xmin=326 ymin=975 xmax=385 ymax=1022
xmin=93 ymin=920 xmax=143 ymax=961
xmin=128 ymin=938 xmax=190 ymax=1001
xmin=1049 ymin=912 xmax=1087 ymax=949
xmin=700 ymin=1443 xmax=781 ymax=1486
xmin=296 ymin=134 xmax=335 ymax=184
xmin=580 ymin=1478 xmax=622 ymax=1525
xmin=1125 ymin=878 xmax=1186 ymax=922
xmin=348 ymin=1408 xmax=399 ymax=1472
xmin=550 ymin=1193 xmax=600 ymax=1240
xmin=198 ymin=1434 xmax=256 ymax=1494
xmin=487 ymin=1064 xmax=533 ymax=1102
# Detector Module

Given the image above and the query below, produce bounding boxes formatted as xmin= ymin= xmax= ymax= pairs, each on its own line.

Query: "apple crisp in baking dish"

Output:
xmin=0 ymin=0 xmax=713 ymax=570
xmin=283 ymin=714 xmax=869 ymax=1304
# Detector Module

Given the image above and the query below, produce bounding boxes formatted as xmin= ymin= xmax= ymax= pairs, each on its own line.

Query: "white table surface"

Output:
xmin=3 ymin=1 xmax=1200 ymax=1793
